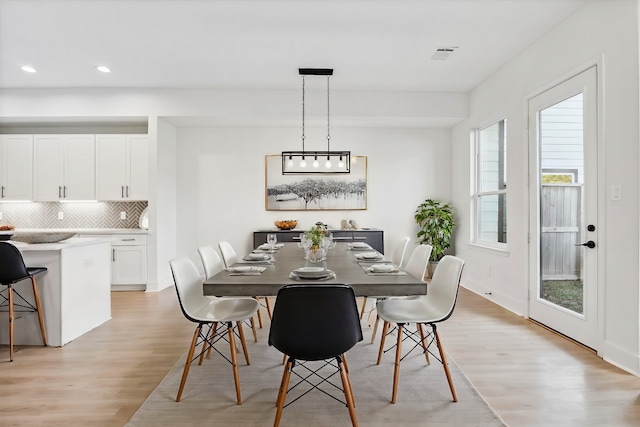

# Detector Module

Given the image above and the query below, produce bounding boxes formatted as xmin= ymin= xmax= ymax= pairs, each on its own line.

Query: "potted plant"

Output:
xmin=303 ymin=223 xmax=329 ymax=262
xmin=414 ymin=199 xmax=455 ymax=276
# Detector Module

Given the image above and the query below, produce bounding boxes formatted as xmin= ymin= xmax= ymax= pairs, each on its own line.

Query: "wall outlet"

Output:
xmin=120 ymin=211 xmax=127 ymax=220
xmin=57 ymin=211 xmax=64 ymax=220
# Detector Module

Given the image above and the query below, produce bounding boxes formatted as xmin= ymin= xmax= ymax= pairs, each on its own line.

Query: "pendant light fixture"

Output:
xmin=282 ymin=68 xmax=350 ymax=174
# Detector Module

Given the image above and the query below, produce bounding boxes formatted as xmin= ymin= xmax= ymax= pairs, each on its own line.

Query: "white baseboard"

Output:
xmin=461 ymin=278 xmax=526 ymax=316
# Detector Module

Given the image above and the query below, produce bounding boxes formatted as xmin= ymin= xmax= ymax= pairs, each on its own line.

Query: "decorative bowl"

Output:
xmin=275 ymin=220 xmax=297 ymax=230
xmin=11 ymin=232 xmax=76 ymax=244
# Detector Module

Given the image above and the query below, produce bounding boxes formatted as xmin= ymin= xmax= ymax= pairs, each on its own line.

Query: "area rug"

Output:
xmin=126 ymin=323 xmax=506 ymax=427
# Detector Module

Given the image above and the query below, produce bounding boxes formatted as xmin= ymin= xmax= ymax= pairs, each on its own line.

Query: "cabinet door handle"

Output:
xmin=353 ymin=236 xmax=367 ymax=240
xmin=121 ymin=186 xmax=125 ymax=198
xmin=63 ymin=186 xmax=67 ymax=198
xmin=332 ymin=236 xmax=352 ymax=241
xmin=121 ymin=238 xmax=136 ymax=242
xmin=126 ymin=186 xmax=129 ymax=198
xmin=59 ymin=186 xmax=62 ymax=198
xmin=1 ymin=186 xmax=3 ymax=198
xmin=112 ymin=249 xmax=116 ymax=262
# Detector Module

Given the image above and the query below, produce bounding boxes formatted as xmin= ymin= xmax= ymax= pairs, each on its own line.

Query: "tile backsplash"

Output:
xmin=0 ymin=201 xmax=148 ymax=229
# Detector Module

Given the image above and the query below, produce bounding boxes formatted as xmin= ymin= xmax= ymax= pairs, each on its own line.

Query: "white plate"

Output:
xmin=295 ymin=267 xmax=326 ymax=273
xmin=360 ymin=252 xmax=381 ymax=259
xmin=351 ymin=242 xmax=369 ymax=248
xmin=370 ymin=264 xmax=396 ymax=273
xmin=293 ymin=267 xmax=330 ymax=277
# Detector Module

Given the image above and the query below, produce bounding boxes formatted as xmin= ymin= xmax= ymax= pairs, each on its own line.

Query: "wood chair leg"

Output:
xmin=434 ymin=327 xmax=457 ymax=402
xmin=370 ymin=314 xmax=380 ymax=344
xmin=391 ymin=324 xmax=403 ymax=404
xmin=339 ymin=360 xmax=359 ymax=427
xmin=31 ymin=277 xmax=47 ymax=346
xmin=256 ymin=304 xmax=263 ymax=329
xmin=236 ymin=321 xmax=250 ymax=365
xmin=274 ymin=360 xmax=292 ymax=426
xmin=341 ymin=354 xmax=356 ymax=406
xmin=249 ymin=316 xmax=258 ymax=342
xmin=282 ymin=353 xmax=287 ymax=365
xmin=176 ymin=325 xmax=201 ymax=402
xmin=417 ymin=323 xmax=430 ymax=365
xmin=8 ymin=285 xmax=14 ymax=362
xmin=227 ymin=322 xmax=242 ymax=405
xmin=376 ymin=321 xmax=389 ymax=365
xmin=205 ymin=322 xmax=218 ymax=360
xmin=199 ymin=323 xmax=214 ymax=365
xmin=264 ymin=297 xmax=272 ymax=319
xmin=359 ymin=296 xmax=368 ymax=319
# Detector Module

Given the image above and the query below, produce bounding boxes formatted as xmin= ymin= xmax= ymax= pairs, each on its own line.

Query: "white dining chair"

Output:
xmin=198 ymin=245 xmax=258 ymax=342
xmin=360 ymin=236 xmax=411 ymax=320
xmin=391 ymin=236 xmax=411 ymax=269
xmin=218 ymin=241 xmax=272 ymax=328
xmin=370 ymin=244 xmax=432 ymax=343
xmin=218 ymin=241 xmax=239 ymax=268
xmin=375 ymin=255 xmax=464 ymax=403
xmin=403 ymin=244 xmax=432 ymax=281
xmin=169 ymin=257 xmax=259 ymax=404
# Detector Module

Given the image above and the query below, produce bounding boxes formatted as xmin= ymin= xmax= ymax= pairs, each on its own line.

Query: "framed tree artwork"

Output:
xmin=265 ymin=154 xmax=367 ymax=210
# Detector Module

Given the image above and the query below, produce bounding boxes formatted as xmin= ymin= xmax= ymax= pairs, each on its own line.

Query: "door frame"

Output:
xmin=526 ymin=61 xmax=605 ymax=354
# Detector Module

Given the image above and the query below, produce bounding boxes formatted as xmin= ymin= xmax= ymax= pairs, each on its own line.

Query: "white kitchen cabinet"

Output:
xmin=33 ymin=134 xmax=96 ymax=201
xmin=96 ymin=134 xmax=148 ymax=201
xmin=0 ymin=135 xmax=34 ymax=200
xmin=79 ymin=233 xmax=147 ymax=290
xmin=111 ymin=234 xmax=147 ymax=290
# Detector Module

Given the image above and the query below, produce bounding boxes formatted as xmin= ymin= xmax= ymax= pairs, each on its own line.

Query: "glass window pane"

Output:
xmin=479 ymin=120 xmax=507 ymax=192
xmin=477 ymin=194 xmax=507 ymax=243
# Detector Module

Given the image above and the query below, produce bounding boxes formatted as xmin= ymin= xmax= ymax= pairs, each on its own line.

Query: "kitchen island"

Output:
xmin=1 ymin=237 xmax=112 ymax=347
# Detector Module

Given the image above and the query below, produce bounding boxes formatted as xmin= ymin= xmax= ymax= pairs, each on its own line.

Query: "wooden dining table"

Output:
xmin=203 ymin=242 xmax=427 ymax=297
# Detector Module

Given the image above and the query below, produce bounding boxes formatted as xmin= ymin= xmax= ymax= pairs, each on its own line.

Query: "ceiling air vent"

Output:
xmin=431 ymin=47 xmax=458 ymax=60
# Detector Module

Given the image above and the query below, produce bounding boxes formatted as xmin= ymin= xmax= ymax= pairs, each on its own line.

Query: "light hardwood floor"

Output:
xmin=1 ymin=287 xmax=639 ymax=426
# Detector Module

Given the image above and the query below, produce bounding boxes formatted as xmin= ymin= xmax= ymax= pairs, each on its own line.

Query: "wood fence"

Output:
xmin=541 ymin=184 xmax=582 ymax=280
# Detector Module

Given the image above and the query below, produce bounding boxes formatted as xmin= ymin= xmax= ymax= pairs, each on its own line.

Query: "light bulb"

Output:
xmin=312 ymin=159 xmax=319 ymax=168
xmin=300 ymin=158 xmax=307 ymax=168
xmin=325 ymin=159 xmax=332 ymax=168
xmin=338 ymin=159 xmax=344 ymax=168
xmin=287 ymin=157 xmax=294 ymax=167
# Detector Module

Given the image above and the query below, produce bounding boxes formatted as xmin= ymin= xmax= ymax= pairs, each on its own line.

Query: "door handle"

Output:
xmin=575 ymin=241 xmax=596 ymax=249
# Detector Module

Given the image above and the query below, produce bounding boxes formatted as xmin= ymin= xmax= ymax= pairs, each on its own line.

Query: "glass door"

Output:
xmin=528 ymin=67 xmax=599 ymax=350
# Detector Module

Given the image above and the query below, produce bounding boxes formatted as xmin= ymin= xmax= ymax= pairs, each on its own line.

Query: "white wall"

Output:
xmin=148 ymin=117 xmax=178 ymax=291
xmin=0 ymin=87 xmax=462 ymax=292
xmin=175 ymin=125 xmax=451 ymax=272
xmin=451 ymin=0 xmax=640 ymax=374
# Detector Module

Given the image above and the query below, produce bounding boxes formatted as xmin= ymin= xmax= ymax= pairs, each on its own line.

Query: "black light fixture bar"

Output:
xmin=282 ymin=151 xmax=350 ymax=174
xmin=283 ymin=67 xmax=349 ymax=174
xmin=299 ymin=68 xmax=334 ymax=76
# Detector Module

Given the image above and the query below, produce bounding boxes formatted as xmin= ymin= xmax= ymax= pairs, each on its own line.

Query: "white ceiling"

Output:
xmin=0 ymin=0 xmax=587 ymax=92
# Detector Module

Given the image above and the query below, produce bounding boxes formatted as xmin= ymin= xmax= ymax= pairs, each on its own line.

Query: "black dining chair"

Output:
xmin=0 ymin=242 xmax=48 ymax=361
xmin=268 ymin=284 xmax=363 ymax=427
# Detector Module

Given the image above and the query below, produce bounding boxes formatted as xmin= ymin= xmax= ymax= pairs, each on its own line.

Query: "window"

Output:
xmin=475 ymin=119 xmax=507 ymax=245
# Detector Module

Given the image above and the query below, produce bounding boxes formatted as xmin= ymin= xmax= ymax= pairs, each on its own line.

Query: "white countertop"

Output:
xmin=11 ymin=236 xmax=112 ymax=251
xmin=10 ymin=228 xmax=148 ymax=235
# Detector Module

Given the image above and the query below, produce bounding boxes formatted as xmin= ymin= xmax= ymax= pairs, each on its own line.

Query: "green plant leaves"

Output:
xmin=414 ymin=199 xmax=455 ymax=261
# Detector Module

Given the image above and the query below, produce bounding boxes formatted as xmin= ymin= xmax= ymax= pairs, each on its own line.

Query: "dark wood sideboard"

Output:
xmin=253 ymin=229 xmax=385 ymax=254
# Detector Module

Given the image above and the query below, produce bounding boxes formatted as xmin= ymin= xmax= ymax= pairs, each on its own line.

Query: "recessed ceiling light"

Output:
xmin=96 ymin=66 xmax=111 ymax=73
xmin=21 ymin=66 xmax=37 ymax=73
